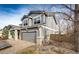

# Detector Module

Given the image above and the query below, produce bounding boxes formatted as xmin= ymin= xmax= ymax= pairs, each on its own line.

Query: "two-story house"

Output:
xmin=10 ymin=11 xmax=59 ymax=45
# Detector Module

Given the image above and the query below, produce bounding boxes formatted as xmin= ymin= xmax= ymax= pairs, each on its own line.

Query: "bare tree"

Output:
xmin=63 ymin=4 xmax=79 ymax=52
xmin=73 ymin=4 xmax=79 ymax=52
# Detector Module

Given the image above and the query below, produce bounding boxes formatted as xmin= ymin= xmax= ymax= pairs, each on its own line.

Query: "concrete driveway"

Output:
xmin=0 ymin=40 xmax=35 ymax=54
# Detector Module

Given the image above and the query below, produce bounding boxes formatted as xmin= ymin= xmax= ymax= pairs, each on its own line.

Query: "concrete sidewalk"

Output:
xmin=0 ymin=40 xmax=35 ymax=54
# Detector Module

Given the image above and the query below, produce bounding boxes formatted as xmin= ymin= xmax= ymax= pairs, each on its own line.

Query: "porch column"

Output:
xmin=8 ymin=30 xmax=12 ymax=39
xmin=39 ymin=27 xmax=43 ymax=45
xmin=19 ymin=30 xmax=21 ymax=40
xmin=14 ymin=30 xmax=18 ymax=40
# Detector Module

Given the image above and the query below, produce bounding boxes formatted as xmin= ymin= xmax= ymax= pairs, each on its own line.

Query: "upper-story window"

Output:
xmin=24 ymin=23 xmax=27 ymax=26
xmin=23 ymin=19 xmax=28 ymax=26
xmin=34 ymin=17 xmax=41 ymax=24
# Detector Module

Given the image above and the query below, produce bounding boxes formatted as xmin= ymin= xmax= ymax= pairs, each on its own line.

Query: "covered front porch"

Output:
xmin=9 ymin=27 xmax=21 ymax=40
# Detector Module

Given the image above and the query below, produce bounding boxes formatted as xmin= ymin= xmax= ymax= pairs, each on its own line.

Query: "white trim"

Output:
xmin=31 ymin=14 xmax=42 ymax=19
xmin=41 ymin=25 xmax=58 ymax=32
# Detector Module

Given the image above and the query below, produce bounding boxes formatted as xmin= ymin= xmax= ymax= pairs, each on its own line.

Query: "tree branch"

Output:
xmin=62 ymin=4 xmax=75 ymax=12
xmin=53 ymin=12 xmax=74 ymax=21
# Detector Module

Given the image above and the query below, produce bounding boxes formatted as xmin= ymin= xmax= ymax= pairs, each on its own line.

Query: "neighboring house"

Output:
xmin=9 ymin=25 xmax=21 ymax=40
xmin=10 ymin=11 xmax=67 ymax=45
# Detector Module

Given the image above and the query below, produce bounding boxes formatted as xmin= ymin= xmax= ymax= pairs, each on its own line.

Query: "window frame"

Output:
xmin=23 ymin=18 xmax=28 ymax=26
xmin=34 ymin=17 xmax=41 ymax=24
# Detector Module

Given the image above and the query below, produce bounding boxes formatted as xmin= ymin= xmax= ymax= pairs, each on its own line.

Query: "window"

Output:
xmin=24 ymin=23 xmax=27 ymax=26
xmin=24 ymin=20 xmax=28 ymax=26
xmin=34 ymin=17 xmax=40 ymax=24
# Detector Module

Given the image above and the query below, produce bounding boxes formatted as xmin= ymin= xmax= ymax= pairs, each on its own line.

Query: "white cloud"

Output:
xmin=0 ymin=7 xmax=29 ymax=29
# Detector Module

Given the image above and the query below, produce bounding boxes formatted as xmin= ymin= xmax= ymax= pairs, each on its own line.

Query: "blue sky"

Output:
xmin=0 ymin=4 xmax=30 ymax=29
xmin=0 ymin=4 xmax=73 ymax=29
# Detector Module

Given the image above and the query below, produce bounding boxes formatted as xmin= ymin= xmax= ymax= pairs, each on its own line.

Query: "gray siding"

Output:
xmin=46 ymin=16 xmax=59 ymax=35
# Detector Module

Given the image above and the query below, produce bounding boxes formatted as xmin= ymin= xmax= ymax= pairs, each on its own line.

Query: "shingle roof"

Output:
xmin=10 ymin=25 xmax=21 ymax=30
xmin=21 ymin=15 xmax=28 ymax=21
xmin=21 ymin=10 xmax=47 ymax=21
xmin=28 ymin=10 xmax=46 ymax=16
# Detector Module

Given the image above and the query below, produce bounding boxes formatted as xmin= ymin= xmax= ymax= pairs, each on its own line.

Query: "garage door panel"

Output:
xmin=22 ymin=32 xmax=36 ymax=43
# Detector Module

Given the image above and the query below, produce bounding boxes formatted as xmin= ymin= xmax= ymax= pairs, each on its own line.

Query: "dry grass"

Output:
xmin=16 ymin=45 xmax=38 ymax=54
xmin=50 ymin=34 xmax=74 ymax=44
xmin=16 ymin=40 xmax=75 ymax=54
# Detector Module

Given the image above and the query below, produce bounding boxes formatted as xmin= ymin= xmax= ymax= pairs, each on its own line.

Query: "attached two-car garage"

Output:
xmin=21 ymin=31 xmax=36 ymax=43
